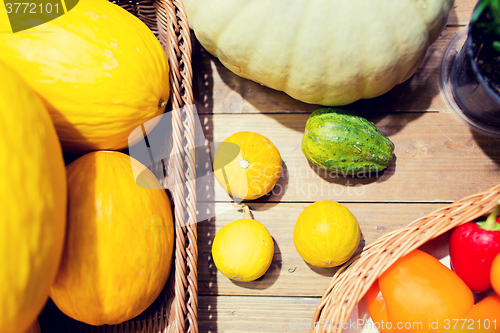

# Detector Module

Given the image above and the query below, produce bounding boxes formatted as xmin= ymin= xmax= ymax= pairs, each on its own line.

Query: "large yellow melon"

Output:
xmin=0 ymin=0 xmax=170 ymax=152
xmin=50 ymin=151 xmax=174 ymax=325
xmin=24 ymin=320 xmax=41 ymax=333
xmin=0 ymin=61 xmax=67 ymax=333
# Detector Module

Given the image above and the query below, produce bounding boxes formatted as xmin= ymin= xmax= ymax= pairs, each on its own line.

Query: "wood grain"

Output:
xmin=199 ymin=295 xmax=321 ymax=333
xmin=198 ymin=113 xmax=500 ymax=204
xmin=197 ymin=202 xmax=446 ymax=297
xmin=448 ymin=0 xmax=475 ymax=25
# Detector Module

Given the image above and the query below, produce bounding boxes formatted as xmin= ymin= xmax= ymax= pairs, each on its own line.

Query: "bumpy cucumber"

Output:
xmin=302 ymin=108 xmax=395 ymax=175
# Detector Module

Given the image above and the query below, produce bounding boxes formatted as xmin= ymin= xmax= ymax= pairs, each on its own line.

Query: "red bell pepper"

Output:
xmin=449 ymin=201 xmax=500 ymax=293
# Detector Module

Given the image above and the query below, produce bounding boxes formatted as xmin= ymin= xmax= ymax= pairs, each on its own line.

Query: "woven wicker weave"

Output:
xmin=312 ymin=183 xmax=500 ymax=333
xmin=38 ymin=1 xmax=198 ymax=332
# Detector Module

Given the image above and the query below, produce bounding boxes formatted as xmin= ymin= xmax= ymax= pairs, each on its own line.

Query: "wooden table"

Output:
xmin=192 ymin=1 xmax=500 ymax=332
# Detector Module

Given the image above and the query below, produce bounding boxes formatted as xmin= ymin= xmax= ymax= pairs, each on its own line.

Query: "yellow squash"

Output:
xmin=214 ymin=131 xmax=282 ymax=200
xmin=0 ymin=61 xmax=67 ymax=333
xmin=50 ymin=151 xmax=174 ymax=325
xmin=293 ymin=201 xmax=360 ymax=267
xmin=212 ymin=205 xmax=274 ymax=281
xmin=0 ymin=0 xmax=170 ymax=152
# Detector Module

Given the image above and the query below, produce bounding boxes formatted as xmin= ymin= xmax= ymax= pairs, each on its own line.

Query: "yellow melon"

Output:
xmin=0 ymin=61 xmax=67 ymax=333
xmin=50 ymin=151 xmax=174 ymax=325
xmin=0 ymin=0 xmax=170 ymax=152
xmin=212 ymin=205 xmax=274 ymax=281
xmin=24 ymin=320 xmax=41 ymax=333
xmin=293 ymin=201 xmax=360 ymax=267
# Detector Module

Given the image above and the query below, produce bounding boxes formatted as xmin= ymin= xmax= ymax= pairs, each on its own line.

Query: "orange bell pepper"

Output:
xmin=493 ymin=253 xmax=500 ymax=294
xmin=366 ymin=249 xmax=474 ymax=332
xmin=437 ymin=293 xmax=500 ymax=332
xmin=365 ymin=279 xmax=393 ymax=333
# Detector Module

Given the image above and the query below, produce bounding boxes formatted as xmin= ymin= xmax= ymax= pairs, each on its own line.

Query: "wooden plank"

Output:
xmin=448 ymin=0 xmax=475 ymax=26
xmin=198 ymin=202 xmax=445 ymax=296
xmin=199 ymin=295 xmax=377 ymax=333
xmin=199 ymin=113 xmax=500 ymax=204
xmin=199 ymin=295 xmax=321 ymax=333
xmin=192 ymin=26 xmax=466 ymax=115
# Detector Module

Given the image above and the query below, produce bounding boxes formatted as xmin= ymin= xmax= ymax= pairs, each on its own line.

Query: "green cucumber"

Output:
xmin=301 ymin=108 xmax=395 ymax=175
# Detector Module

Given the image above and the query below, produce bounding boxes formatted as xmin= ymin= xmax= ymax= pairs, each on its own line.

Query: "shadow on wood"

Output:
xmin=472 ymin=130 xmax=500 ymax=167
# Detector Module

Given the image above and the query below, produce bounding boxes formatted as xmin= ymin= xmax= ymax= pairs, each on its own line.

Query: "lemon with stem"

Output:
xmin=212 ymin=205 xmax=274 ymax=281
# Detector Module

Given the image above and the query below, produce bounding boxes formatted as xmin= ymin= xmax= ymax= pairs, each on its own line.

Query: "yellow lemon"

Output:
xmin=212 ymin=205 xmax=274 ymax=281
xmin=293 ymin=201 xmax=360 ymax=267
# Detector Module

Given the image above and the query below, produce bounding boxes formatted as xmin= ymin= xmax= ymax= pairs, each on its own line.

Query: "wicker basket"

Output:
xmin=312 ymin=183 xmax=500 ymax=333
xmin=38 ymin=1 xmax=198 ymax=333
